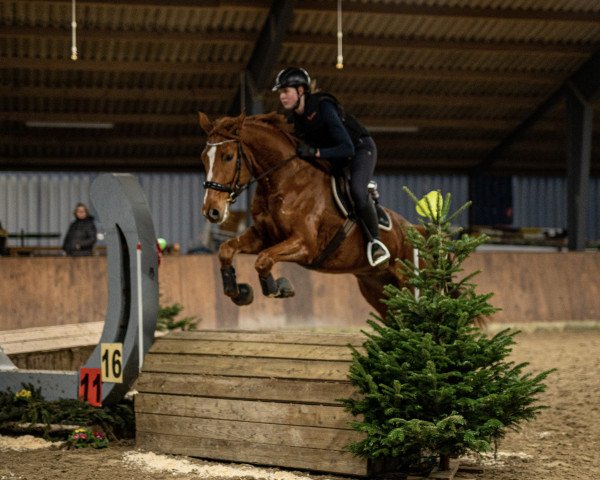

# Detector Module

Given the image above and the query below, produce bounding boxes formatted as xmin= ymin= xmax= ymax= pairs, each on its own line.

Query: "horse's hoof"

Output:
xmin=259 ymin=275 xmax=278 ymax=297
xmin=221 ymin=265 xmax=239 ymax=297
xmin=275 ymin=277 xmax=295 ymax=298
xmin=232 ymin=283 xmax=254 ymax=306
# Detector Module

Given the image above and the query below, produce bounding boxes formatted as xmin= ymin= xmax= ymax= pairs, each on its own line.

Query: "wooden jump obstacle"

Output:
xmin=135 ymin=330 xmax=377 ymax=476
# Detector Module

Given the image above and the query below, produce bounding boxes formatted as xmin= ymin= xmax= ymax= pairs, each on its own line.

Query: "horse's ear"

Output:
xmin=235 ymin=113 xmax=246 ymax=135
xmin=198 ymin=112 xmax=213 ymax=134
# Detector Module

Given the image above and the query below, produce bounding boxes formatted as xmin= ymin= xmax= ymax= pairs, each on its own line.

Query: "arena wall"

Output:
xmin=0 ymin=252 xmax=599 ymax=332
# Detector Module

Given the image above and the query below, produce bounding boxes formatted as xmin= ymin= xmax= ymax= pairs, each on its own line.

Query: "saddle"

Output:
xmin=330 ymin=174 xmax=392 ymax=231
xmin=309 ymin=174 xmax=392 ymax=268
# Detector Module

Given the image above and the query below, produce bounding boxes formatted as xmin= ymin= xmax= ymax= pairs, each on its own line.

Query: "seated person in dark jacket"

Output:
xmin=0 ymin=221 xmax=7 ymax=256
xmin=62 ymin=203 xmax=97 ymax=256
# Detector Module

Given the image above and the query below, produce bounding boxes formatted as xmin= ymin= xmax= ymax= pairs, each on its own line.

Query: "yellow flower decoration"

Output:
xmin=416 ymin=190 xmax=443 ymax=219
xmin=15 ymin=389 xmax=32 ymax=399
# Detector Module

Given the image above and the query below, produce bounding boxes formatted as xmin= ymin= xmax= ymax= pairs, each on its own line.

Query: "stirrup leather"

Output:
xmin=367 ymin=239 xmax=390 ymax=267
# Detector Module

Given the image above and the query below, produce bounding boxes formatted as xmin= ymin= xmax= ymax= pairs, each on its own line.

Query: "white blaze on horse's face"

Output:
xmin=203 ymin=145 xmax=217 ymax=196
xmin=202 ymin=140 xmax=237 ymax=225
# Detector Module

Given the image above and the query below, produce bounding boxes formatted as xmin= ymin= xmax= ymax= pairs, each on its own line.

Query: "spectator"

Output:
xmin=62 ymin=203 xmax=97 ymax=256
xmin=0 ymin=221 xmax=7 ymax=255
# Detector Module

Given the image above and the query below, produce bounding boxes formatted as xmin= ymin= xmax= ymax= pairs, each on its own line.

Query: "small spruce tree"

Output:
xmin=343 ymin=189 xmax=554 ymax=473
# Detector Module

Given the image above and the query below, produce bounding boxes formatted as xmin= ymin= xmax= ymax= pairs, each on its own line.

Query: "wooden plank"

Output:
xmin=8 ymin=345 xmax=95 ymax=371
xmin=0 ymin=322 xmax=104 ymax=354
xmin=141 ymin=353 xmax=352 ymax=380
xmin=134 ymin=372 xmax=359 ymax=404
xmin=136 ymin=431 xmax=368 ymax=476
xmin=135 ymin=393 xmax=358 ymax=429
xmin=0 ymin=322 xmax=104 ymax=343
xmin=2 ymin=337 xmax=97 ymax=355
xmin=136 ymin=412 xmax=363 ymax=451
xmin=149 ymin=338 xmax=361 ymax=360
xmin=165 ymin=330 xmax=366 ymax=345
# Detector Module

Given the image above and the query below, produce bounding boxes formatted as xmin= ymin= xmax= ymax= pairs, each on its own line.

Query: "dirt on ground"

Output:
xmin=0 ymin=328 xmax=599 ymax=480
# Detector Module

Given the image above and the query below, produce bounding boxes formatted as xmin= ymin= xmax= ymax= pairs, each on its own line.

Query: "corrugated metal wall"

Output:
xmin=0 ymin=172 xmax=214 ymax=253
xmin=374 ymin=173 xmax=470 ymax=225
xmin=0 ymin=172 xmax=598 ymax=253
xmin=512 ymin=176 xmax=600 ymax=240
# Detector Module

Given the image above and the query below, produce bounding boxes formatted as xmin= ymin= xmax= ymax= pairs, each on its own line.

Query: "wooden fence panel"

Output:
xmin=1 ymin=252 xmax=599 ymax=331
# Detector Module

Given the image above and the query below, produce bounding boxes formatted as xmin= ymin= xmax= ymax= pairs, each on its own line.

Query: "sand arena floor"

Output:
xmin=0 ymin=328 xmax=598 ymax=480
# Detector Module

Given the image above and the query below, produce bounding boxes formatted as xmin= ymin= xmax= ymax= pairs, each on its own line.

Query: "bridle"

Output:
xmin=202 ymin=137 xmax=297 ymax=204
xmin=202 ymin=139 xmax=250 ymax=203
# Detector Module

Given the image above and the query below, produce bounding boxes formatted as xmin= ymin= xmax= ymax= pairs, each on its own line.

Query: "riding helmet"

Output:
xmin=272 ymin=67 xmax=311 ymax=92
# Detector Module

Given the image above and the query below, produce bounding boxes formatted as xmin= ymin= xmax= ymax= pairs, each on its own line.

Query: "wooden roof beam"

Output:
xmin=0 ymin=86 xmax=544 ymax=109
xmin=0 ymin=26 xmax=256 ymax=43
xmin=0 ymin=111 xmax=568 ymax=131
xmin=285 ymin=34 xmax=596 ymax=55
xmin=0 ymin=156 xmax=202 ymax=171
xmin=2 ymin=26 xmax=593 ymax=56
xmin=29 ymin=0 xmax=599 ymax=24
xmin=1 ymin=57 xmax=561 ymax=85
xmin=0 ymin=86 xmax=232 ymax=102
xmin=296 ymin=1 xmax=600 ymax=23
xmin=32 ymin=0 xmax=269 ymax=10
xmin=0 ymin=58 xmax=242 ymax=75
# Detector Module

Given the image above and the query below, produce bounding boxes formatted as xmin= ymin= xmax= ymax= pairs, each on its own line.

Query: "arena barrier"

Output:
xmin=134 ymin=329 xmax=379 ymax=476
xmin=1 ymin=251 xmax=599 ymax=331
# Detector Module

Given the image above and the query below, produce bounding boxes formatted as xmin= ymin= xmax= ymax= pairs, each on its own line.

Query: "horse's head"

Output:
xmin=198 ymin=112 xmax=250 ymax=224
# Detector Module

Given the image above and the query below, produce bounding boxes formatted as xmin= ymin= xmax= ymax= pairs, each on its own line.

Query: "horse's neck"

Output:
xmin=244 ymin=131 xmax=316 ymax=186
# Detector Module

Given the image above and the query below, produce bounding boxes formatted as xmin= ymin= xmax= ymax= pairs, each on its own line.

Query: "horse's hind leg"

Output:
xmin=254 ymin=236 xmax=310 ymax=299
xmin=356 ymin=269 xmax=401 ymax=319
xmin=259 ymin=274 xmax=294 ymax=298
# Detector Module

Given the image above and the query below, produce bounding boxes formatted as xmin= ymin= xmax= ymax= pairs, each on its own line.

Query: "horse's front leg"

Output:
xmin=218 ymin=226 xmax=265 ymax=306
xmin=254 ymin=235 xmax=310 ymax=299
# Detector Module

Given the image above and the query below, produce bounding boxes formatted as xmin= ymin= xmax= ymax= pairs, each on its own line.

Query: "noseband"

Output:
xmin=203 ymin=139 xmax=251 ymax=204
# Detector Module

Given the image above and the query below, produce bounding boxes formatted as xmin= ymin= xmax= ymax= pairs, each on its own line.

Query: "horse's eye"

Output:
xmin=223 ymin=153 xmax=234 ymax=162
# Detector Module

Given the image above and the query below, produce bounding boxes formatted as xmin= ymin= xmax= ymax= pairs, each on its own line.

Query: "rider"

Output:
xmin=272 ymin=67 xmax=391 ymax=267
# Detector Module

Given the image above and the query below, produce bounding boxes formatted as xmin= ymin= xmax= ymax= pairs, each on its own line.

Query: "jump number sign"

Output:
xmin=79 ymin=368 xmax=102 ymax=407
xmin=101 ymin=343 xmax=124 ymax=383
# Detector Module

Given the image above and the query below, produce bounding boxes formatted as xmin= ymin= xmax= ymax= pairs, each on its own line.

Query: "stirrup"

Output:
xmin=367 ymin=239 xmax=390 ymax=267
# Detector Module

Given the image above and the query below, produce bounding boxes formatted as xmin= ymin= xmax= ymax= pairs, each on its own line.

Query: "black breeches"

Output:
xmin=349 ymin=136 xmax=377 ymax=210
xmin=348 ymin=137 xmax=380 ymax=240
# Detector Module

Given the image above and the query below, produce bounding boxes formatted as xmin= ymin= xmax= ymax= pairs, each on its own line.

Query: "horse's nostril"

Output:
xmin=208 ymin=208 xmax=221 ymax=221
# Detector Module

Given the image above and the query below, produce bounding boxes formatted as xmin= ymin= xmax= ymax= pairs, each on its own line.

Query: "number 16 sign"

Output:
xmin=101 ymin=343 xmax=124 ymax=383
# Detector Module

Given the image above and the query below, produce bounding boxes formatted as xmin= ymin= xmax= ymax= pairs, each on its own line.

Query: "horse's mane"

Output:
xmin=246 ymin=112 xmax=297 ymax=146
xmin=210 ymin=112 xmax=297 ymax=146
xmin=210 ymin=112 xmax=331 ymax=173
xmin=247 ymin=112 xmax=293 ymax=134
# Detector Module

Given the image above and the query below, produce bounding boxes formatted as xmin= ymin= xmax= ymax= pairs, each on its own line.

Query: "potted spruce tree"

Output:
xmin=343 ymin=189 xmax=554 ymax=475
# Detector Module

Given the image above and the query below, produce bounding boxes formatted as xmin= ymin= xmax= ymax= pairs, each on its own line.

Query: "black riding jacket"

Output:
xmin=289 ymin=92 xmax=370 ymax=162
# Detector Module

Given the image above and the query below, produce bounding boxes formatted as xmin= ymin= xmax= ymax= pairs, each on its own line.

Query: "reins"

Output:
xmin=203 ymin=138 xmax=298 ymax=204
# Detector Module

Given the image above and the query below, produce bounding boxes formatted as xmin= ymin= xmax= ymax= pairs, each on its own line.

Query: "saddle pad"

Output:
xmin=331 ymin=176 xmax=392 ymax=231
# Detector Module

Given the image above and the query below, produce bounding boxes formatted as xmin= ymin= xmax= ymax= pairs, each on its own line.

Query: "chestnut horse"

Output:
xmin=198 ymin=111 xmax=415 ymax=318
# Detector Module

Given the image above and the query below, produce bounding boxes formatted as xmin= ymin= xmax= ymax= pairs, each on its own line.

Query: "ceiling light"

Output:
xmin=25 ymin=121 xmax=114 ymax=129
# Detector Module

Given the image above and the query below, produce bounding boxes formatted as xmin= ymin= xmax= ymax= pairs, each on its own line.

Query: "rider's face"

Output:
xmin=278 ymin=87 xmax=300 ymax=110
